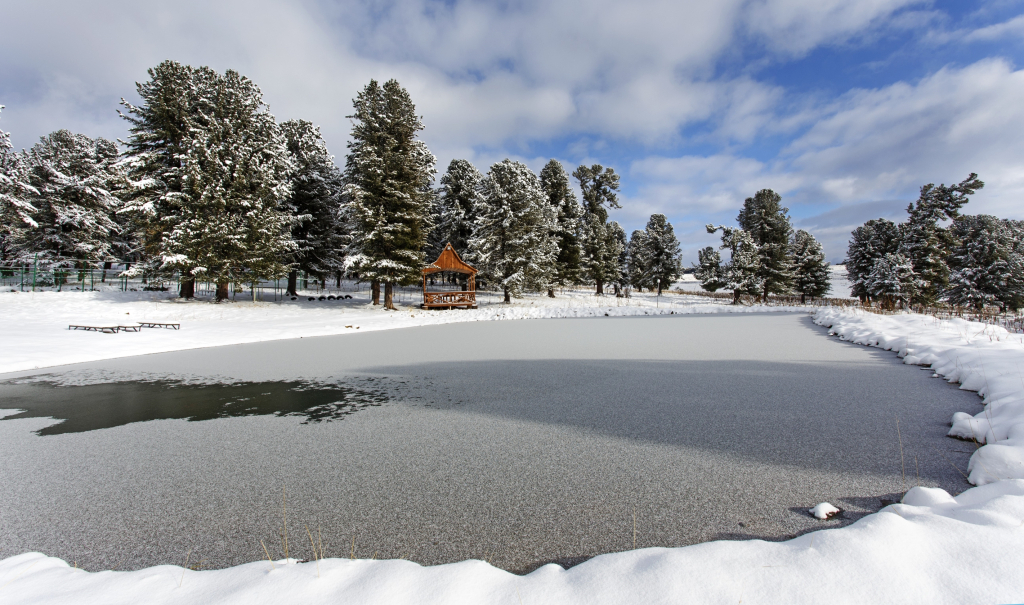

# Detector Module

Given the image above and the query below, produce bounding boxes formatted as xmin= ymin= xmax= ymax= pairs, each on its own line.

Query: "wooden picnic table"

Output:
xmin=69 ymin=322 xmax=180 ymax=333
xmin=137 ymin=322 xmax=180 ymax=330
xmin=69 ymin=324 xmax=127 ymax=334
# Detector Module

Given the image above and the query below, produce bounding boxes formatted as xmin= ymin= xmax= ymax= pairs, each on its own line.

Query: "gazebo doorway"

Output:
xmin=422 ymin=243 xmax=478 ymax=309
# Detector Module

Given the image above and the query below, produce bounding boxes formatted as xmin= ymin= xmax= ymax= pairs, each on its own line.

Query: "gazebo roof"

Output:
xmin=423 ymin=243 xmax=477 ymax=275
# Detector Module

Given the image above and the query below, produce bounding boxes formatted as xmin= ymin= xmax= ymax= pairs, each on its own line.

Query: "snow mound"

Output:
xmin=809 ymin=502 xmax=840 ymax=519
xmin=3 ymin=481 xmax=1024 ymax=604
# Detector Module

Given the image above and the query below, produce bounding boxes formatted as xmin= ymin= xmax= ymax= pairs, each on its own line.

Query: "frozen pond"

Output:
xmin=0 ymin=313 xmax=978 ymax=573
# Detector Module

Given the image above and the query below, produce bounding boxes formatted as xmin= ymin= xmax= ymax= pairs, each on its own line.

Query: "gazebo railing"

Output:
xmin=423 ymin=291 xmax=476 ymax=307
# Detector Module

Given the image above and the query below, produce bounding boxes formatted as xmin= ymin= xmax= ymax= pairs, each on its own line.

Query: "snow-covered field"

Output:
xmin=2 ymin=301 xmax=1024 ymax=603
xmin=0 ymin=288 xmax=806 ymax=375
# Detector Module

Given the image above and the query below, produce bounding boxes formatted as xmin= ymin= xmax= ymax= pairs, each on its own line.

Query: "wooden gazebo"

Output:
xmin=422 ymin=243 xmax=478 ymax=309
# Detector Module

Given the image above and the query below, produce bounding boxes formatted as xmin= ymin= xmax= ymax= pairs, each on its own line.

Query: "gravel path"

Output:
xmin=0 ymin=313 xmax=979 ymax=573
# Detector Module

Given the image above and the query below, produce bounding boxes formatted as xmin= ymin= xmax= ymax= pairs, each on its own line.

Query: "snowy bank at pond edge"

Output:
xmin=2 ymin=480 xmax=1023 ymax=604
xmin=0 ymin=289 xmax=809 ymax=374
xmin=813 ymin=307 xmax=1024 ymax=486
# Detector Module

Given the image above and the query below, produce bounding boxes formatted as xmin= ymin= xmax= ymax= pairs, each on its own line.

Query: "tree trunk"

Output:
xmin=336 ymin=272 xmax=342 ymax=288
xmin=215 ymin=280 xmax=230 ymax=302
xmin=286 ymin=270 xmax=298 ymax=296
xmin=595 ymin=279 xmax=604 ymax=295
xmin=101 ymin=261 xmax=111 ymax=283
xmin=547 ymin=288 xmax=555 ymax=298
xmin=503 ymin=287 xmax=511 ymax=303
xmin=371 ymin=280 xmax=380 ymax=305
xmin=384 ymin=282 xmax=395 ymax=310
xmin=801 ymin=293 xmax=806 ymax=304
xmin=732 ymin=290 xmax=741 ymax=305
xmin=179 ymin=277 xmax=195 ymax=299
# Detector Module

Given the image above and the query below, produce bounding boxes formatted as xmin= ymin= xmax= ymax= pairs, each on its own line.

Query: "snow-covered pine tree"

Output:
xmin=846 ymin=218 xmax=900 ymax=304
xmin=945 ymin=214 xmax=1024 ymax=312
xmin=790 ymin=229 xmax=830 ymax=303
xmin=343 ymin=79 xmax=436 ymax=310
xmin=540 ymin=159 xmax=584 ymax=293
xmin=865 ymin=252 xmax=918 ymax=310
xmin=119 ymin=60 xmax=225 ymax=297
xmin=1006 ymin=220 xmax=1024 ymax=312
xmin=468 ymin=159 xmax=557 ymax=303
xmin=693 ymin=246 xmax=727 ymax=292
xmin=573 ymin=164 xmax=620 ymax=295
xmin=736 ymin=188 xmax=793 ymax=300
xmin=20 ymin=130 xmax=121 ymax=277
xmin=708 ymin=224 xmax=762 ymax=304
xmin=280 ymin=119 xmax=345 ymax=296
xmin=159 ymin=69 xmax=295 ymax=301
xmin=0 ymin=105 xmax=38 ymax=265
xmin=643 ymin=213 xmax=682 ymax=295
xmin=429 ymin=159 xmax=483 ymax=260
xmin=608 ymin=220 xmax=628 ymax=296
xmin=627 ymin=229 xmax=652 ymax=292
xmin=898 ymin=173 xmax=983 ymax=305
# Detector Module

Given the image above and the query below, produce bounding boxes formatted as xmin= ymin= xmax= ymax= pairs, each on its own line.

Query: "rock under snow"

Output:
xmin=809 ymin=502 xmax=841 ymax=519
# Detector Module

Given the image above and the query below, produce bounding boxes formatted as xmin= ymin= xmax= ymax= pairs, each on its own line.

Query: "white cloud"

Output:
xmin=963 ymin=14 xmax=1024 ymax=42
xmin=743 ymin=0 xmax=927 ymax=56
xmin=785 ymin=57 xmax=1024 ymax=218
xmin=0 ymin=0 xmax=930 ymax=157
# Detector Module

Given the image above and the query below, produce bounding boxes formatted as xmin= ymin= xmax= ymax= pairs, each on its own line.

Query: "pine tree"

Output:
xmin=120 ymin=61 xmax=228 ymax=297
xmin=429 ymin=159 xmax=483 ymax=260
xmin=708 ymin=224 xmax=762 ymax=304
xmin=0 ymin=105 xmax=38 ymax=265
xmin=20 ymin=130 xmax=121 ymax=276
xmin=865 ymin=252 xmax=918 ymax=310
xmin=280 ymin=119 xmax=345 ymax=295
xmin=540 ymin=159 xmax=584 ymax=292
xmin=608 ymin=220 xmax=628 ymax=295
xmin=945 ymin=214 xmax=1024 ymax=312
xmin=693 ymin=247 xmax=726 ymax=292
xmin=737 ymin=189 xmax=793 ymax=300
xmin=573 ymin=164 xmax=620 ymax=295
xmin=790 ymin=229 xmax=830 ymax=303
xmin=628 ymin=229 xmax=652 ymax=292
xmin=846 ymin=218 xmax=900 ymax=304
xmin=468 ymin=159 xmax=557 ymax=303
xmin=343 ymin=79 xmax=436 ymax=309
xmin=158 ymin=69 xmax=295 ymax=300
xmin=643 ymin=213 xmax=682 ymax=295
xmin=898 ymin=173 xmax=983 ymax=305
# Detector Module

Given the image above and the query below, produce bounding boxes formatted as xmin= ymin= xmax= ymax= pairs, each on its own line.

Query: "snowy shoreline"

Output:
xmin=2 ymin=304 xmax=1024 ymax=602
xmin=0 ymin=289 xmax=809 ymax=376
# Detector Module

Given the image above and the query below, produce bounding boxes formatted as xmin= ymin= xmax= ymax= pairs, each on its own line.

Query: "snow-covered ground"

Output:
xmin=0 ymin=288 xmax=806 ymax=375
xmin=2 ymin=304 xmax=1024 ymax=602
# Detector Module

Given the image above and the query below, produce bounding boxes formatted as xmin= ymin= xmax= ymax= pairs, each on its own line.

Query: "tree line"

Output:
xmin=845 ymin=174 xmax=1024 ymax=312
xmin=0 ymin=60 xmax=685 ymax=308
xmin=692 ymin=189 xmax=831 ymax=304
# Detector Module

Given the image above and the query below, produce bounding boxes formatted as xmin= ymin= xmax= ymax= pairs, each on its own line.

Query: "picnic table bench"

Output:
xmin=68 ymin=323 xmax=174 ymax=333
xmin=69 ymin=324 xmax=132 ymax=334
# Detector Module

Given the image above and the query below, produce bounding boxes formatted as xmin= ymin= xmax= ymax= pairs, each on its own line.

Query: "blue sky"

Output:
xmin=2 ymin=0 xmax=1023 ymax=262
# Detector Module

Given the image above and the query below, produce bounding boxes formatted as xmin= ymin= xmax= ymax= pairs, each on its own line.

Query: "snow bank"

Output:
xmin=0 ymin=289 xmax=806 ymax=375
xmin=813 ymin=307 xmax=1024 ymax=486
xmin=3 ymin=480 xmax=1023 ymax=604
